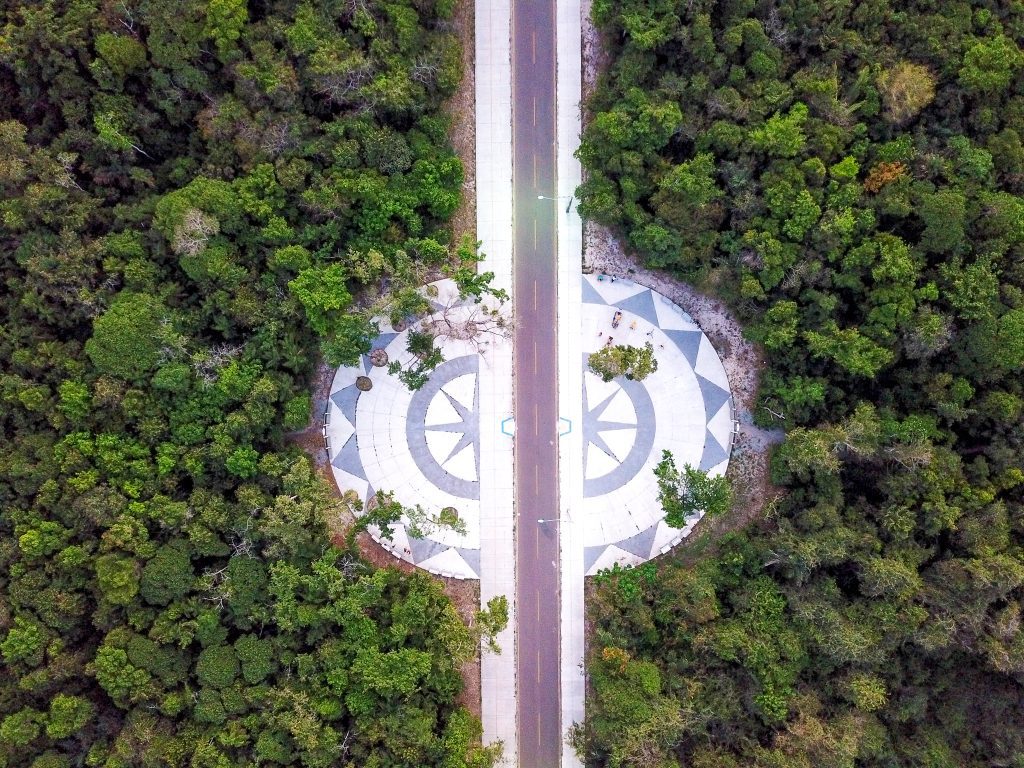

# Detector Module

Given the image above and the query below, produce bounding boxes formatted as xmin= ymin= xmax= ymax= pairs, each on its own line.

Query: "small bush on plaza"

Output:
xmin=588 ymin=342 xmax=659 ymax=382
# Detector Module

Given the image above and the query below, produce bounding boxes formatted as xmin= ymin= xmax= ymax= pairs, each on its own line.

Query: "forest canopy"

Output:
xmin=0 ymin=1 xmax=497 ymax=766
xmin=577 ymin=1 xmax=1024 ymax=766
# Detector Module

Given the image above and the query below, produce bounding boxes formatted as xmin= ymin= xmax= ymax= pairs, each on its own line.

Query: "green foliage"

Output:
xmin=225 ymin=445 xmax=259 ymax=478
xmin=475 ymin=596 xmax=509 ymax=655
xmin=94 ymin=33 xmax=147 ymax=77
xmin=585 ymin=649 xmax=687 ymax=768
xmin=0 ymin=2 xmax=493 ymax=765
xmin=959 ymin=34 xmax=1024 ymax=95
xmin=0 ymin=709 xmax=43 ymax=748
xmin=92 ymin=645 xmax=151 ymax=704
xmin=205 ymin=0 xmax=248 ymax=60
xmin=234 ymin=635 xmax=275 ymax=684
xmin=580 ymin=2 xmax=1024 ymax=765
xmin=93 ymin=112 xmax=137 ymax=153
xmin=94 ymin=554 xmax=140 ymax=606
xmin=1 ymin=617 xmax=46 ymax=667
xmin=994 ymin=309 xmax=1024 ymax=370
xmin=757 ymin=300 xmax=800 ymax=350
xmin=45 ymin=696 xmax=93 ymax=740
xmin=139 ymin=544 xmax=193 ymax=606
xmin=85 ymin=293 xmax=168 ymax=382
xmin=749 ymin=103 xmax=809 ymax=158
xmin=282 ymin=393 xmax=312 ymax=431
xmin=804 ymin=323 xmax=893 ymax=377
xmin=588 ymin=342 xmax=659 ymax=382
xmin=654 ymin=450 xmax=733 ymax=527
xmin=195 ymin=645 xmax=239 ymax=689
xmin=288 ymin=264 xmax=353 ymax=337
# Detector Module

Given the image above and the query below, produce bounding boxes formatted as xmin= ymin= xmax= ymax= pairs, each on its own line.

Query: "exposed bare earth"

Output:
xmin=581 ymin=0 xmax=606 ymax=114
xmin=291 ymin=0 xmax=484 ymax=720
xmin=445 ymin=0 xmax=477 ymax=246
xmin=585 ymin=223 xmax=784 ymax=541
xmin=579 ymin=0 xmax=782 ymax=545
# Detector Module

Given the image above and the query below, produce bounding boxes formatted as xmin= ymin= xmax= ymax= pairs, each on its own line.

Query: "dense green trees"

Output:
xmin=0 ymin=1 xmax=492 ymax=766
xmin=578 ymin=0 xmax=1024 ymax=765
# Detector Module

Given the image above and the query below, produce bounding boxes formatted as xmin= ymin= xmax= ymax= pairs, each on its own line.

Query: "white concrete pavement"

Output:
xmin=475 ymin=0 xmax=518 ymax=762
xmin=555 ymin=0 xmax=586 ymax=764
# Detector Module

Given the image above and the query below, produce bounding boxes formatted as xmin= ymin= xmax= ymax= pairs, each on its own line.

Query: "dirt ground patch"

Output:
xmin=579 ymin=0 xmax=782 ymax=542
xmin=289 ymin=0 xmax=484 ymax=718
xmin=445 ymin=0 xmax=476 ymax=246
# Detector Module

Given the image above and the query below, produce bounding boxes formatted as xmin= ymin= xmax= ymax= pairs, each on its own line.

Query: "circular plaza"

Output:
xmin=576 ymin=274 xmax=733 ymax=575
xmin=325 ymin=276 xmax=733 ymax=579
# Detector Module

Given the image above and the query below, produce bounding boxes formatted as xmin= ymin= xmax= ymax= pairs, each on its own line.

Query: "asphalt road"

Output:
xmin=511 ymin=0 xmax=561 ymax=765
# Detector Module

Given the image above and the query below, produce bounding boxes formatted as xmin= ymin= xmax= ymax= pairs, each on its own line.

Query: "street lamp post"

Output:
xmin=537 ymin=193 xmax=575 ymax=214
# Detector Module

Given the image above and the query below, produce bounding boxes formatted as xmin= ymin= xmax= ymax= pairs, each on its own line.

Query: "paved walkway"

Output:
xmin=577 ymin=276 xmax=734 ymax=570
xmin=474 ymin=0 xmax=518 ymax=761
xmin=325 ymin=280 xmax=500 ymax=578
xmin=324 ymin=277 xmax=733 ymax=566
xmin=554 ymin=0 xmax=585 ymax=763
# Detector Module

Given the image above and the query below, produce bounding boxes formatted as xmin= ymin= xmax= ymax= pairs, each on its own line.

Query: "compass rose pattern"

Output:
xmin=325 ymin=279 xmax=484 ymax=580
xmin=581 ymin=363 xmax=656 ymax=497
xmin=578 ymin=275 xmax=734 ymax=576
xmin=325 ymin=276 xmax=734 ymax=581
xmin=406 ymin=356 xmax=481 ymax=500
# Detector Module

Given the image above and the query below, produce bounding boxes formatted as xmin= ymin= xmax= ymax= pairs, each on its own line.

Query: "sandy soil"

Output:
xmin=581 ymin=0 xmax=606 ymax=124
xmin=445 ymin=0 xmax=477 ymax=246
xmin=579 ymin=0 xmax=782 ymax=536
xmin=584 ymin=223 xmax=784 ymax=534
xmin=290 ymin=0 xmax=485 ymax=720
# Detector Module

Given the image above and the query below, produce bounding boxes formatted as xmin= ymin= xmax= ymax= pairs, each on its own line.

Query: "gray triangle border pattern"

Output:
xmin=582 ymin=275 xmax=734 ymax=573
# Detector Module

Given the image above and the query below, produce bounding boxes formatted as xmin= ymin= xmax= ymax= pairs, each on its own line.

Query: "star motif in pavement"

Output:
xmin=583 ymin=384 xmax=637 ymax=465
xmin=426 ymin=390 xmax=479 ymax=466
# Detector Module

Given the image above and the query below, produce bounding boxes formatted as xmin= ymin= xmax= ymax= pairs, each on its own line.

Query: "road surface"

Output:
xmin=512 ymin=0 xmax=561 ymax=765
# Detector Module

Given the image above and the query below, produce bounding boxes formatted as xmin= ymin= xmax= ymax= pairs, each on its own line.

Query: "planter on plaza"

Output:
xmin=356 ymin=375 xmax=373 ymax=391
xmin=369 ymin=349 xmax=389 ymax=367
xmin=439 ymin=506 xmax=460 ymax=527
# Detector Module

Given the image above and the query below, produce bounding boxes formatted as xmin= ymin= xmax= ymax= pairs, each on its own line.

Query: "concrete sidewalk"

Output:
xmin=556 ymin=0 xmax=585 ymax=766
xmin=475 ymin=0 xmax=518 ymax=763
